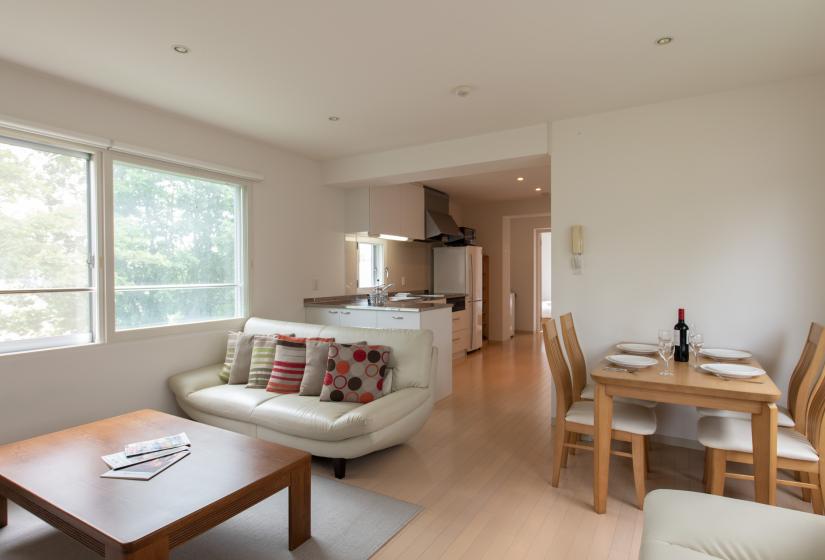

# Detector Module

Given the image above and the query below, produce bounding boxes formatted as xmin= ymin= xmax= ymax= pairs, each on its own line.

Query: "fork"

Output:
xmin=718 ymin=376 xmax=764 ymax=384
xmin=606 ymin=366 xmax=637 ymax=374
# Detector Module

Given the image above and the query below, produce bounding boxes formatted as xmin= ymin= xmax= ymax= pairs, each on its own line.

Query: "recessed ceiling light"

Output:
xmin=172 ymin=44 xmax=190 ymax=54
xmin=328 ymin=116 xmax=340 ymax=122
xmin=655 ymin=36 xmax=673 ymax=46
xmin=517 ymin=177 xmax=524 ymax=182
xmin=535 ymin=187 xmax=542 ymax=192
xmin=451 ymin=85 xmax=474 ymax=98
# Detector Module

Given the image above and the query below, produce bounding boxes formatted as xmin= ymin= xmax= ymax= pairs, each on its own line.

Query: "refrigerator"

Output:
xmin=433 ymin=246 xmax=483 ymax=351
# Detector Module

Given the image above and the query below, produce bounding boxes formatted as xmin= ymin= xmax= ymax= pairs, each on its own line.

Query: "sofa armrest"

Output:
xmin=641 ymin=490 xmax=825 ymax=560
xmin=168 ymin=363 xmax=224 ymax=399
xmin=337 ymin=387 xmax=431 ymax=432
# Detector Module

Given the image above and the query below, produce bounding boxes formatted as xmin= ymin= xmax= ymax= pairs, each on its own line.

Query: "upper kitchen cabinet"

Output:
xmin=346 ymin=184 xmax=425 ymax=240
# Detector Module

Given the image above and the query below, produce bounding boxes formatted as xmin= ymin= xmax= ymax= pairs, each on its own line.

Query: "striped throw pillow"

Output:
xmin=219 ymin=331 xmax=242 ymax=383
xmin=246 ymin=334 xmax=294 ymax=388
xmin=267 ymin=336 xmax=333 ymax=394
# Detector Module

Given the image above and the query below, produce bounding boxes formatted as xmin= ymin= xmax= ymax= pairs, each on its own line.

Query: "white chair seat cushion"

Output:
xmin=580 ymin=383 xmax=658 ymax=408
xmin=641 ymin=489 xmax=825 ymax=560
xmin=697 ymin=416 xmax=819 ymax=462
xmin=565 ymin=400 xmax=657 ymax=435
xmin=696 ymin=405 xmax=795 ymax=428
xmin=250 ymin=388 xmax=430 ymax=442
xmin=185 ymin=384 xmax=280 ymax=421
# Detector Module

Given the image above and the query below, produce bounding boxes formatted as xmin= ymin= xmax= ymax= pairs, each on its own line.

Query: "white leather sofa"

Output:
xmin=168 ymin=318 xmax=437 ymax=478
xmin=640 ymin=490 xmax=825 ymax=560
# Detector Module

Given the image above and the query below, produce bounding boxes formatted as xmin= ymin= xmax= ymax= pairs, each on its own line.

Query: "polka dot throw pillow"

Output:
xmin=319 ymin=343 xmax=391 ymax=404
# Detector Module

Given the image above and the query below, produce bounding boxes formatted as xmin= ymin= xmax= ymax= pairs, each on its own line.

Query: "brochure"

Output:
xmin=124 ymin=432 xmax=191 ymax=457
xmin=101 ymin=449 xmax=190 ymax=480
xmin=102 ymin=445 xmax=190 ymax=470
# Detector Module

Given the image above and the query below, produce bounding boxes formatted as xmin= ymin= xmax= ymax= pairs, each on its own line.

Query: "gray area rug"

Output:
xmin=0 ymin=476 xmax=420 ymax=559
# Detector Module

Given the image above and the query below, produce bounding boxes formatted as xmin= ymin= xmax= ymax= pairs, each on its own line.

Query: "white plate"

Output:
xmin=606 ymin=354 xmax=658 ymax=369
xmin=699 ymin=348 xmax=752 ymax=360
xmin=616 ymin=343 xmax=659 ymax=355
xmin=700 ymin=363 xmax=765 ymax=379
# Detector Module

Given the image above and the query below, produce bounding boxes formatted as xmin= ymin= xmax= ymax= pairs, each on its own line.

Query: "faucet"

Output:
xmin=370 ymin=283 xmax=393 ymax=306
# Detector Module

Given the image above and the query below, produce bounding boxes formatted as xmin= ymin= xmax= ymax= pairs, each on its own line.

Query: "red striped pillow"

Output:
xmin=266 ymin=336 xmax=333 ymax=394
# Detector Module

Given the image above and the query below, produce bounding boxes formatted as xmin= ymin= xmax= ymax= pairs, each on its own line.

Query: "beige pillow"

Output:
xmin=228 ymin=333 xmax=256 ymax=384
xmin=299 ymin=340 xmax=366 ymax=396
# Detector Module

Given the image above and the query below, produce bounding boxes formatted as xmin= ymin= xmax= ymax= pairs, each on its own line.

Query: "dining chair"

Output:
xmin=542 ymin=318 xmax=657 ymax=508
xmin=698 ymin=346 xmax=825 ymax=514
xmin=698 ymin=323 xmax=825 ymax=491
xmin=697 ymin=323 xmax=825 ymax=430
xmin=559 ymin=312 xmax=657 ymax=409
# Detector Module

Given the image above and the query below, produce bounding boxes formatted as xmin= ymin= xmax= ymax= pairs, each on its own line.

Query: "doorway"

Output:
xmin=535 ymin=229 xmax=551 ymax=330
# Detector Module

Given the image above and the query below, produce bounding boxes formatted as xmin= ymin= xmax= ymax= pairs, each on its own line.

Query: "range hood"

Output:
xmin=424 ymin=187 xmax=461 ymax=240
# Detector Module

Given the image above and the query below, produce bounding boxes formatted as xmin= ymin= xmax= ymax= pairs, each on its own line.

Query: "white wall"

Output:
xmin=551 ymin=74 xmax=825 ymax=441
xmin=510 ymin=217 xmax=551 ymax=332
xmin=0 ymin=60 xmax=345 ymax=444
xmin=541 ymin=232 xmax=552 ymax=301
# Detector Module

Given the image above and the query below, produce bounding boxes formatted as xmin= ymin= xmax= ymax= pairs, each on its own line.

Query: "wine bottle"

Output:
xmin=674 ymin=308 xmax=689 ymax=362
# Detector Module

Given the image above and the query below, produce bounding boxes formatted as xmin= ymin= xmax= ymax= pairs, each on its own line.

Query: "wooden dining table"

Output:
xmin=591 ymin=353 xmax=781 ymax=513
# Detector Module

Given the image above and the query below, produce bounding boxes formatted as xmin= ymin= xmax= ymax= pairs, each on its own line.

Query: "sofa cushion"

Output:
xmin=641 ymin=489 xmax=825 ymax=560
xmin=318 ymin=326 xmax=432 ymax=391
xmin=320 ymin=343 xmax=391 ymax=404
xmin=219 ymin=331 xmax=242 ymax=383
xmin=228 ymin=333 xmax=255 ymax=384
xmin=186 ymin=384 xmax=280 ymax=421
xmin=250 ymin=387 xmax=430 ymax=442
xmin=250 ymin=394 xmax=363 ymax=441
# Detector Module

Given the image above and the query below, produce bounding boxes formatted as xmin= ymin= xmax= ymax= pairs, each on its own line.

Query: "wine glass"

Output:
xmin=658 ymin=329 xmax=675 ymax=376
xmin=690 ymin=332 xmax=704 ymax=369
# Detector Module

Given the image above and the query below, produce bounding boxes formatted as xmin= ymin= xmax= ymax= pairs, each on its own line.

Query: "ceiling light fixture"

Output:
xmin=655 ymin=36 xmax=673 ymax=46
xmin=328 ymin=116 xmax=340 ymax=122
xmin=535 ymin=187 xmax=542 ymax=192
xmin=517 ymin=177 xmax=524 ymax=182
xmin=451 ymin=85 xmax=474 ymax=98
xmin=172 ymin=44 xmax=190 ymax=54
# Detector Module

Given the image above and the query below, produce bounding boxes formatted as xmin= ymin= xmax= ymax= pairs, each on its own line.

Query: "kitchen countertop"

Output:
xmin=303 ymin=294 xmax=455 ymax=313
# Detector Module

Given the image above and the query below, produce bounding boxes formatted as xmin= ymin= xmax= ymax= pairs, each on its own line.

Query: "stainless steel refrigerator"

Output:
xmin=433 ymin=246 xmax=483 ymax=351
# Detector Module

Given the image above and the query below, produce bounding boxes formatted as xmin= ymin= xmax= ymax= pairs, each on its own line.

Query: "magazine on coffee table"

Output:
xmin=124 ymin=432 xmax=191 ymax=457
xmin=102 ymin=445 xmax=190 ymax=470
xmin=101 ymin=449 xmax=190 ymax=480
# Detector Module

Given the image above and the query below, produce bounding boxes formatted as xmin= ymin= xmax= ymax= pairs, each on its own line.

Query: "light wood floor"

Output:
xmin=316 ymin=333 xmax=814 ymax=559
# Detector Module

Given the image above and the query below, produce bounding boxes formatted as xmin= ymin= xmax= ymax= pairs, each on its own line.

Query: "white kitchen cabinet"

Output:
xmin=346 ymin=184 xmax=424 ymax=240
xmin=306 ymin=307 xmax=342 ymax=325
xmin=338 ymin=308 xmax=378 ymax=328
xmin=375 ymin=310 xmax=420 ymax=329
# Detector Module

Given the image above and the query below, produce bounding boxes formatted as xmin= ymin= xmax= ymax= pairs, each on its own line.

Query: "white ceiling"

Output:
xmin=1 ymin=1 xmax=823 ymax=160
xmin=427 ymin=163 xmax=549 ymax=204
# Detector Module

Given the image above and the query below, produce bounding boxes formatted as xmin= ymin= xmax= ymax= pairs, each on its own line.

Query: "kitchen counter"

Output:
xmin=303 ymin=295 xmax=453 ymax=312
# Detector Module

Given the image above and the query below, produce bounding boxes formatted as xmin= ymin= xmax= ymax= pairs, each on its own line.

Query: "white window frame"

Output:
xmin=356 ymin=241 xmax=384 ymax=289
xmin=102 ymin=152 xmax=250 ymax=343
xmin=0 ymin=128 xmax=104 ymax=355
xmin=0 ymin=124 xmax=252 ymax=356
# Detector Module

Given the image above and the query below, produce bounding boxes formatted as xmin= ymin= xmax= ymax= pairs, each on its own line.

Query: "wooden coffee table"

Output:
xmin=0 ymin=409 xmax=311 ymax=559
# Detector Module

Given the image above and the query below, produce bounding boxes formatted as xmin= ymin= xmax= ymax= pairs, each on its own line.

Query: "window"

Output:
xmin=0 ymin=136 xmax=96 ymax=352
xmin=357 ymin=242 xmax=384 ymax=288
xmin=113 ymin=161 xmax=245 ymax=330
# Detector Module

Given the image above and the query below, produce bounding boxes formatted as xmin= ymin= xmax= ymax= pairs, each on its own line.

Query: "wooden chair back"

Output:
xmin=559 ymin=313 xmax=587 ymax=401
xmin=803 ymin=344 xmax=825 ymax=457
xmin=542 ymin=318 xmax=574 ymax=423
xmin=788 ymin=322 xmax=825 ymax=434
